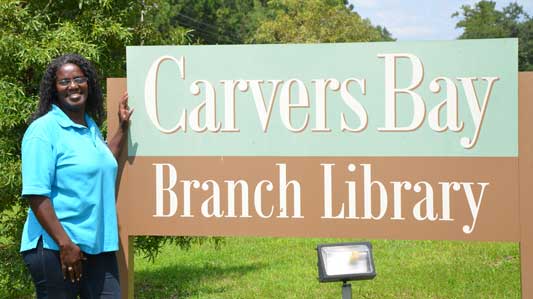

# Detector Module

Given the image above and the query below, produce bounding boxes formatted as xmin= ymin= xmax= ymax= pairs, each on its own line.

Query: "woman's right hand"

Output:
xmin=27 ymin=196 xmax=88 ymax=282
xmin=59 ymin=241 xmax=86 ymax=283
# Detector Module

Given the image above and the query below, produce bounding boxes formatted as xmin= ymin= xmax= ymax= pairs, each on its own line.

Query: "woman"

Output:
xmin=20 ymin=53 xmax=132 ymax=299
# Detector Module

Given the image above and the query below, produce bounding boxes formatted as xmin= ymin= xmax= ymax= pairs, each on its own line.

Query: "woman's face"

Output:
xmin=55 ymin=63 xmax=89 ymax=113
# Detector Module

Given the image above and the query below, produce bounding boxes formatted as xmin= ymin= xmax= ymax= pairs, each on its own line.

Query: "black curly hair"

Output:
xmin=32 ymin=53 xmax=104 ymax=126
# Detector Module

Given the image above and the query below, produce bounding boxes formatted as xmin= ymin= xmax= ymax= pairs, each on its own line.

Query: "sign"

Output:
xmin=107 ymin=39 xmax=533 ymax=298
xmin=127 ymin=40 xmax=516 ymax=157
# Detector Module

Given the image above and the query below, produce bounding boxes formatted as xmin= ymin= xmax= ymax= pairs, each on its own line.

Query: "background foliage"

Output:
xmin=0 ymin=0 xmax=530 ymax=297
xmin=251 ymin=0 xmax=393 ymax=43
xmin=453 ymin=0 xmax=533 ymax=71
xmin=0 ymin=1 xmax=143 ymax=296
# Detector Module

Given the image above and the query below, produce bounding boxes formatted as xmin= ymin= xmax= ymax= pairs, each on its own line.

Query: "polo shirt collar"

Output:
xmin=51 ymin=104 xmax=99 ymax=145
xmin=51 ymin=104 xmax=94 ymax=130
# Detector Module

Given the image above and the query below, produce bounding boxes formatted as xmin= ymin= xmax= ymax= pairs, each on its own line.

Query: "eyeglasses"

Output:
xmin=56 ymin=76 xmax=88 ymax=87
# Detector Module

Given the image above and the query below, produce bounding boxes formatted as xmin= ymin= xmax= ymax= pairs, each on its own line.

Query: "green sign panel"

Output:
xmin=126 ymin=39 xmax=517 ymax=157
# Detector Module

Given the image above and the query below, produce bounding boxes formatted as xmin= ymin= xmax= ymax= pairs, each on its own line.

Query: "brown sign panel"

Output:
xmin=117 ymin=156 xmax=518 ymax=240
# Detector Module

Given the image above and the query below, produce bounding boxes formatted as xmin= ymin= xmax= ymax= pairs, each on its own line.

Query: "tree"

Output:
xmin=251 ymin=0 xmax=393 ymax=43
xmin=141 ymin=0 xmax=267 ymax=45
xmin=145 ymin=0 xmax=394 ymax=45
xmin=518 ymin=18 xmax=533 ymax=71
xmin=452 ymin=0 xmax=533 ymax=71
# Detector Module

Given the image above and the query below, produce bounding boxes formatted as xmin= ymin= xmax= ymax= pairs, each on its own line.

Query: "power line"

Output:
xmin=174 ymin=12 xmax=241 ymax=43
xmin=176 ymin=12 xmax=220 ymax=31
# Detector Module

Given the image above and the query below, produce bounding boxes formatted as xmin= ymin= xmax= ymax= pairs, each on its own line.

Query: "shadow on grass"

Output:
xmin=134 ymin=262 xmax=265 ymax=298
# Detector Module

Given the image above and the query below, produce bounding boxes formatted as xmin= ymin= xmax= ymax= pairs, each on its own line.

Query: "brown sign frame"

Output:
xmin=107 ymin=72 xmax=533 ymax=299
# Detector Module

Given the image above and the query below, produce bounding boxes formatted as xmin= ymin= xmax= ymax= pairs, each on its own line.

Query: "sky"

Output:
xmin=348 ymin=0 xmax=533 ymax=40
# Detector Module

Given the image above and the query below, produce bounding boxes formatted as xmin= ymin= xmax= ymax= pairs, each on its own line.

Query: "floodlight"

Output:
xmin=317 ymin=242 xmax=376 ymax=299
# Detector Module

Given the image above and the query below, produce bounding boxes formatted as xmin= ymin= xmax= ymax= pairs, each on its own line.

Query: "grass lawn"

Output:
xmin=134 ymin=238 xmax=520 ymax=298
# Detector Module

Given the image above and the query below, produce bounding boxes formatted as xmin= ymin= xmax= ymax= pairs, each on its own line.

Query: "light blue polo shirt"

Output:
xmin=20 ymin=104 xmax=119 ymax=254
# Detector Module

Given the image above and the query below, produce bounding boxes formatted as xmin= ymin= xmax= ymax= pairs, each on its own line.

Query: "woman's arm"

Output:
xmin=107 ymin=92 xmax=133 ymax=160
xmin=27 ymin=195 xmax=85 ymax=282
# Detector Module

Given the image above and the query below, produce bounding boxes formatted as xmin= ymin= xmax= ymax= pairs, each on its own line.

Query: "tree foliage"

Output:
xmin=140 ymin=0 xmax=394 ymax=45
xmin=141 ymin=0 xmax=267 ymax=44
xmin=252 ymin=0 xmax=393 ymax=43
xmin=453 ymin=0 xmax=533 ymax=71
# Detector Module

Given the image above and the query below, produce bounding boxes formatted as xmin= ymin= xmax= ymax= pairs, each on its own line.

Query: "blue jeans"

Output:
xmin=22 ymin=238 xmax=120 ymax=299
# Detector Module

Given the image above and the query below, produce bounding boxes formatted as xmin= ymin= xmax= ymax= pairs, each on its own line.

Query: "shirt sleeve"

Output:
xmin=21 ymin=136 xmax=55 ymax=198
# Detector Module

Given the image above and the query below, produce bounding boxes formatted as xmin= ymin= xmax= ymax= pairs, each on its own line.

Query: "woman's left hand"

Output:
xmin=118 ymin=92 xmax=134 ymax=129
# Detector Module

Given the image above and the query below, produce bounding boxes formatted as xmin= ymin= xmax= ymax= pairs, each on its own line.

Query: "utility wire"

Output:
xmin=174 ymin=12 xmax=241 ymax=43
xmin=176 ymin=12 xmax=220 ymax=31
